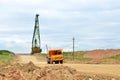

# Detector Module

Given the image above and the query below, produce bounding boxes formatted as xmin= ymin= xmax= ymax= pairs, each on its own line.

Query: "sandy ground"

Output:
xmin=0 ymin=54 xmax=120 ymax=80
xmin=65 ymin=64 xmax=120 ymax=77
xmin=16 ymin=54 xmax=120 ymax=77
xmin=17 ymin=54 xmax=46 ymax=65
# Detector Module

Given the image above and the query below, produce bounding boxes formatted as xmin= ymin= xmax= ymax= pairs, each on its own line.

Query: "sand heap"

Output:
xmin=0 ymin=62 xmax=119 ymax=80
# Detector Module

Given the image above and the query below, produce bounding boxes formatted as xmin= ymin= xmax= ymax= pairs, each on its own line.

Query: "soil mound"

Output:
xmin=84 ymin=49 xmax=120 ymax=63
xmin=0 ymin=62 xmax=119 ymax=80
xmin=84 ymin=49 xmax=120 ymax=59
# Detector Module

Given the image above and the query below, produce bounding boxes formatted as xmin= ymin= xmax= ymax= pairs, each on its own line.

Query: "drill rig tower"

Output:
xmin=31 ymin=14 xmax=42 ymax=54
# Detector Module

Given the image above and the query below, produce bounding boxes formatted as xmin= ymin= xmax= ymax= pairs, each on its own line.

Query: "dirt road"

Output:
xmin=17 ymin=54 xmax=120 ymax=77
xmin=65 ymin=64 xmax=120 ymax=77
xmin=17 ymin=54 xmax=46 ymax=64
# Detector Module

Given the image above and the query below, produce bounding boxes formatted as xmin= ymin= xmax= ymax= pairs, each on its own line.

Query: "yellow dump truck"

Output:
xmin=46 ymin=49 xmax=64 ymax=64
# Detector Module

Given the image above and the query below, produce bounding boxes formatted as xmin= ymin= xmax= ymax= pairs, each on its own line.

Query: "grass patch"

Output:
xmin=109 ymin=54 xmax=120 ymax=60
xmin=64 ymin=56 xmax=91 ymax=61
xmin=75 ymin=57 xmax=92 ymax=61
xmin=0 ymin=50 xmax=15 ymax=62
xmin=102 ymin=54 xmax=120 ymax=60
xmin=63 ymin=52 xmax=92 ymax=61
xmin=41 ymin=54 xmax=47 ymax=58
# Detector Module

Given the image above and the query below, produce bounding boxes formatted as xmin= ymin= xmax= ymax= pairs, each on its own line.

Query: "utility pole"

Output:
xmin=46 ymin=44 xmax=48 ymax=53
xmin=72 ymin=37 xmax=75 ymax=60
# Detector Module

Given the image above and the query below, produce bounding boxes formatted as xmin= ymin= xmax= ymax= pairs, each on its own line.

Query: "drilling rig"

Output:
xmin=31 ymin=14 xmax=42 ymax=54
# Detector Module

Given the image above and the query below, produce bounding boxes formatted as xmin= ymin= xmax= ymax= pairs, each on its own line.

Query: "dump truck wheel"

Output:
xmin=47 ymin=61 xmax=50 ymax=64
xmin=47 ymin=58 xmax=50 ymax=64
xmin=55 ymin=61 xmax=59 ymax=64
xmin=60 ymin=60 xmax=63 ymax=64
xmin=50 ymin=59 xmax=53 ymax=64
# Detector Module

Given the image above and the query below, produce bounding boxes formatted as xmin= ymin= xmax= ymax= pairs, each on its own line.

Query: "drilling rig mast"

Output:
xmin=31 ymin=14 xmax=42 ymax=54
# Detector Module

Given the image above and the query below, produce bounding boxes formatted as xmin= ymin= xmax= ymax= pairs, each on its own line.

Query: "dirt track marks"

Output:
xmin=17 ymin=55 xmax=39 ymax=63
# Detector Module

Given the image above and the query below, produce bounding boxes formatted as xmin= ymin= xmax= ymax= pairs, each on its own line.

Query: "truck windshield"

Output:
xmin=57 ymin=51 xmax=62 ymax=55
xmin=49 ymin=50 xmax=62 ymax=55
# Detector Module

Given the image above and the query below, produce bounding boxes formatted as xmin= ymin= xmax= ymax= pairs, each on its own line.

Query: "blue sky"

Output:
xmin=0 ymin=0 xmax=120 ymax=53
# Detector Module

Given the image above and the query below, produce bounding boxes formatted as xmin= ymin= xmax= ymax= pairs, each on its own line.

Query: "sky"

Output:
xmin=0 ymin=0 xmax=120 ymax=53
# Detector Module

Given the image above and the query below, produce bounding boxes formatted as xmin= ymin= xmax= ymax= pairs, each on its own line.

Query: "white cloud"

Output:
xmin=0 ymin=34 xmax=32 ymax=53
xmin=0 ymin=0 xmax=120 ymax=53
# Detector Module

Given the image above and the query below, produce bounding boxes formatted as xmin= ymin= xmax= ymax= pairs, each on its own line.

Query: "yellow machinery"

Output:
xmin=32 ymin=47 xmax=41 ymax=54
xmin=46 ymin=49 xmax=64 ymax=64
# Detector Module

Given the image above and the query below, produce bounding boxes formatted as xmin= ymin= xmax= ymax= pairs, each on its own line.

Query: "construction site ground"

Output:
xmin=15 ymin=54 xmax=120 ymax=79
xmin=0 ymin=52 xmax=120 ymax=80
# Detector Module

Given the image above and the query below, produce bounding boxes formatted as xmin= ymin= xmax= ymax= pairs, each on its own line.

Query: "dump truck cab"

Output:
xmin=46 ymin=49 xmax=64 ymax=64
